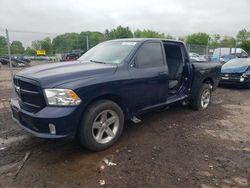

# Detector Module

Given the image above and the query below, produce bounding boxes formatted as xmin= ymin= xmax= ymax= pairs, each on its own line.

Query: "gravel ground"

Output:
xmin=0 ymin=63 xmax=250 ymax=188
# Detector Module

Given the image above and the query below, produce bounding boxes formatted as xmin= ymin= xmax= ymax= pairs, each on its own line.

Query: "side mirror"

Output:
xmin=130 ymin=59 xmax=136 ymax=68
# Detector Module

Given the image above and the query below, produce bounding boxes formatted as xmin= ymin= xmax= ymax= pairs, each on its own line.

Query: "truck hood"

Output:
xmin=16 ymin=61 xmax=117 ymax=88
xmin=221 ymin=65 xmax=248 ymax=74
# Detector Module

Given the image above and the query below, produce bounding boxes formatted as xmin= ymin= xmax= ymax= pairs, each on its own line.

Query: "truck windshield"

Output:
xmin=78 ymin=41 xmax=137 ymax=64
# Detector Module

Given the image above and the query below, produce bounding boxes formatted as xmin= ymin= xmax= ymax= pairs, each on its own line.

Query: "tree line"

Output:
xmin=0 ymin=26 xmax=249 ymax=56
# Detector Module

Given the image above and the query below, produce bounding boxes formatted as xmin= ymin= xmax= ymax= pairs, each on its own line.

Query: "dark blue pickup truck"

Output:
xmin=11 ymin=39 xmax=221 ymax=151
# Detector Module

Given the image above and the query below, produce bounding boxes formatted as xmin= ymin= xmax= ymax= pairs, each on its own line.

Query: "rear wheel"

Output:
xmin=78 ymin=100 xmax=124 ymax=151
xmin=190 ymin=84 xmax=212 ymax=110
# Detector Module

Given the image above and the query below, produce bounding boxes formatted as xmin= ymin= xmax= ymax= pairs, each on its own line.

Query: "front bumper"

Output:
xmin=220 ymin=76 xmax=249 ymax=86
xmin=11 ymin=98 xmax=81 ymax=138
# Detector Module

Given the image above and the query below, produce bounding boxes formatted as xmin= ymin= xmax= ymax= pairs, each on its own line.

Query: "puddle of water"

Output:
xmin=0 ymin=135 xmax=28 ymax=147
xmin=48 ymin=148 xmax=120 ymax=186
xmin=0 ymin=147 xmax=7 ymax=151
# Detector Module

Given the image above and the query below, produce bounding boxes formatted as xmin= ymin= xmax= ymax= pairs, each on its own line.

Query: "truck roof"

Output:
xmin=109 ymin=38 xmax=184 ymax=44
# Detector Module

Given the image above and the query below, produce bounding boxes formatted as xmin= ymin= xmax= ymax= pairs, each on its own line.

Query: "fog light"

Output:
xmin=240 ymin=77 xmax=245 ymax=82
xmin=49 ymin=123 xmax=56 ymax=135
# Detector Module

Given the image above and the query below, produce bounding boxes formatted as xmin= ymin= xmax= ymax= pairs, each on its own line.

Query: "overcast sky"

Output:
xmin=0 ymin=0 xmax=250 ymax=44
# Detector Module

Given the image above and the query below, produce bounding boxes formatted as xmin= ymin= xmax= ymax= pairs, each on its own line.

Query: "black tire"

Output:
xmin=78 ymin=100 xmax=124 ymax=151
xmin=190 ymin=84 xmax=212 ymax=111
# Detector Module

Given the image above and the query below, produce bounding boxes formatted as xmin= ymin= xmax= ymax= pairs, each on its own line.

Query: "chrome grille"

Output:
xmin=14 ymin=77 xmax=46 ymax=113
xmin=221 ymin=73 xmax=242 ymax=78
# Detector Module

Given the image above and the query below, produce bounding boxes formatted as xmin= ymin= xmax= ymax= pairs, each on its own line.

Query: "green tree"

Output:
xmin=209 ymin=34 xmax=221 ymax=47
xmin=25 ymin=47 xmax=36 ymax=56
xmin=0 ymin=36 xmax=7 ymax=56
xmin=105 ymin=26 xmax=133 ymax=39
xmin=40 ymin=37 xmax=52 ymax=55
xmin=78 ymin=31 xmax=104 ymax=52
xmin=236 ymin=29 xmax=250 ymax=54
xmin=51 ymin=31 xmax=104 ymax=54
xmin=186 ymin=32 xmax=210 ymax=45
xmin=52 ymin=33 xmax=80 ymax=54
xmin=165 ymin=34 xmax=175 ymax=40
xmin=219 ymin=36 xmax=236 ymax=47
xmin=104 ymin=29 xmax=110 ymax=40
xmin=134 ymin=29 xmax=165 ymax=38
xmin=236 ymin=29 xmax=250 ymax=42
xmin=11 ymin=41 xmax=25 ymax=54
xmin=238 ymin=41 xmax=250 ymax=54
xmin=31 ymin=37 xmax=53 ymax=55
xmin=178 ymin=36 xmax=186 ymax=42
xmin=31 ymin=40 xmax=41 ymax=50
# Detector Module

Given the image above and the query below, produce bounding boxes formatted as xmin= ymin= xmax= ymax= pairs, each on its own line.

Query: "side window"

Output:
xmin=135 ymin=42 xmax=164 ymax=68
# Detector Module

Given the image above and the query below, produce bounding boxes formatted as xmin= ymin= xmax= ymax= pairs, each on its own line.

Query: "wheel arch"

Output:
xmin=202 ymin=77 xmax=214 ymax=90
xmin=85 ymin=94 xmax=129 ymax=119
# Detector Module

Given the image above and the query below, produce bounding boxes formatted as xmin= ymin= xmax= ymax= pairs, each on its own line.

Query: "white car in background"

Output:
xmin=189 ymin=53 xmax=207 ymax=62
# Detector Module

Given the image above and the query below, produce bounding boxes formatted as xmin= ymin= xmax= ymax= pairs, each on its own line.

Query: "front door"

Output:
xmin=128 ymin=41 xmax=169 ymax=111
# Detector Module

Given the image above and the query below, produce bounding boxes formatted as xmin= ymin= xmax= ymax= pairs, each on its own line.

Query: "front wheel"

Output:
xmin=190 ymin=84 xmax=212 ymax=110
xmin=78 ymin=100 xmax=124 ymax=151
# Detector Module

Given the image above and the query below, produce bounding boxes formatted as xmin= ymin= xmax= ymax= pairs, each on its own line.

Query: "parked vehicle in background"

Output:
xmin=61 ymin=53 xmax=77 ymax=61
xmin=212 ymin=48 xmax=249 ymax=64
xmin=14 ymin=56 xmax=31 ymax=63
xmin=61 ymin=49 xmax=84 ymax=61
xmin=11 ymin=39 xmax=221 ymax=151
xmin=202 ymin=55 xmax=213 ymax=62
xmin=0 ymin=57 xmax=9 ymax=65
xmin=189 ymin=53 xmax=207 ymax=62
xmin=72 ymin=49 xmax=84 ymax=57
xmin=11 ymin=58 xmax=28 ymax=67
xmin=220 ymin=58 xmax=250 ymax=88
xmin=22 ymin=56 xmax=53 ymax=61
xmin=32 ymin=56 xmax=53 ymax=61
xmin=0 ymin=56 xmax=30 ymax=67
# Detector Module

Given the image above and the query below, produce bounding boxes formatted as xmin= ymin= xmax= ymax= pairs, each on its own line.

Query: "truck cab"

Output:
xmin=11 ymin=39 xmax=221 ymax=151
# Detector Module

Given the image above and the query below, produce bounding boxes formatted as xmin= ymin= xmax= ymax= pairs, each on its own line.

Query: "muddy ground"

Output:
xmin=0 ymin=63 xmax=250 ymax=188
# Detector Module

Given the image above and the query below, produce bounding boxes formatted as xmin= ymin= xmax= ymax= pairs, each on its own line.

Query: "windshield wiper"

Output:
xmin=90 ymin=59 xmax=107 ymax=64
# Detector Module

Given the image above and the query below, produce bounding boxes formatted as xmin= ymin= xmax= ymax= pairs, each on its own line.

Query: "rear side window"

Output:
xmin=135 ymin=42 xmax=164 ymax=68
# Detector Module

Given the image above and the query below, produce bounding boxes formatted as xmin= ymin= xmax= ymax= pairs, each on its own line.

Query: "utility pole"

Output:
xmin=86 ymin=36 xmax=89 ymax=50
xmin=5 ymin=29 xmax=14 ymax=90
xmin=234 ymin=40 xmax=237 ymax=58
xmin=206 ymin=37 xmax=210 ymax=57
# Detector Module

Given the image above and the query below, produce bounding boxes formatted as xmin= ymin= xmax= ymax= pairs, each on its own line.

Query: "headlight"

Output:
xmin=44 ymin=89 xmax=81 ymax=106
xmin=242 ymin=72 xmax=250 ymax=77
